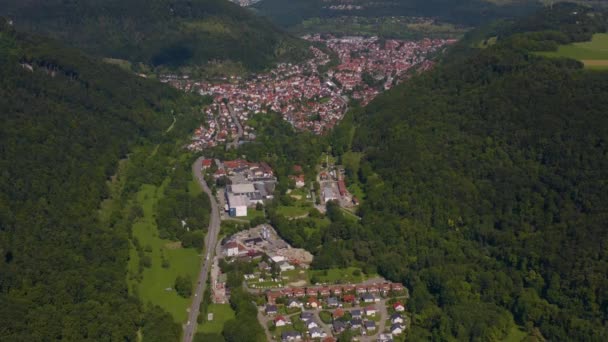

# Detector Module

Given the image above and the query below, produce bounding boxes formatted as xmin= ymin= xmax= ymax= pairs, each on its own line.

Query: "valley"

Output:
xmin=2 ymin=2 xmax=608 ymax=342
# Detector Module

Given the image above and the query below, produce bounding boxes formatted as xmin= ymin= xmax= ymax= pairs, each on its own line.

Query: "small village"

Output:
xmin=198 ymin=156 xmax=409 ymax=341
xmin=161 ymin=36 xmax=455 ymax=151
xmin=212 ymin=222 xmax=409 ymax=342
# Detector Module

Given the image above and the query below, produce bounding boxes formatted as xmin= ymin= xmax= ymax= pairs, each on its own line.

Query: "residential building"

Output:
xmin=275 ymin=315 xmax=289 ymax=327
xmin=390 ymin=324 xmax=404 ymax=335
xmin=265 ymin=304 xmax=278 ymax=315
xmin=282 ymin=331 xmax=302 ymax=342
xmin=309 ymin=327 xmax=326 ymax=338
xmin=365 ymin=320 xmax=376 ymax=331
xmin=391 ymin=313 xmax=404 ymax=325
xmin=223 ymin=241 xmax=239 ymax=257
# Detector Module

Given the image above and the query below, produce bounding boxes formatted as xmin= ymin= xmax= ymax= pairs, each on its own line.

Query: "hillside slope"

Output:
xmin=0 ymin=20 xmax=206 ymax=340
xmin=0 ymin=0 xmax=309 ymax=72
xmin=326 ymin=4 xmax=608 ymax=340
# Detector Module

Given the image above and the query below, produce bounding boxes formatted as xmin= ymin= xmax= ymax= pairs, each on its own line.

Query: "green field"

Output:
xmin=244 ymin=208 xmax=266 ymax=221
xmin=308 ymin=267 xmax=377 ymax=284
xmin=276 ymin=205 xmax=310 ymax=218
xmin=127 ymin=183 xmax=202 ymax=323
xmin=198 ymin=304 xmax=235 ymax=334
xmin=538 ymin=33 xmax=608 ymax=70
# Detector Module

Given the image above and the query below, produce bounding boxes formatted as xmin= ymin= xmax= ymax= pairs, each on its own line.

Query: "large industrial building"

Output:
xmin=219 ymin=159 xmax=277 ymax=217
xmin=227 ymin=193 xmax=248 ymax=217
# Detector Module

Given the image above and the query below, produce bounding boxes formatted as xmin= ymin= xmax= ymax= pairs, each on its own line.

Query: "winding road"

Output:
xmin=182 ymin=157 xmax=222 ymax=342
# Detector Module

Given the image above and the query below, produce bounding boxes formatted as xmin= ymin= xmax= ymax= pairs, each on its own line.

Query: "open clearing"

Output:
xmin=538 ymin=33 xmax=608 ymax=69
xmin=276 ymin=205 xmax=310 ymax=218
xmin=501 ymin=325 xmax=528 ymax=342
xmin=309 ymin=267 xmax=377 ymax=284
xmin=127 ymin=183 xmax=201 ymax=323
xmin=198 ymin=304 xmax=235 ymax=334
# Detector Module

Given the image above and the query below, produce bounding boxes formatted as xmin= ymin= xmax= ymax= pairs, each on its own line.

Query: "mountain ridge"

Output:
xmin=0 ymin=0 xmax=310 ymax=73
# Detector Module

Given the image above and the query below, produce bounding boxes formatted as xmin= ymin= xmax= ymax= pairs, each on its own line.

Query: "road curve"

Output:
xmin=183 ymin=157 xmax=222 ymax=342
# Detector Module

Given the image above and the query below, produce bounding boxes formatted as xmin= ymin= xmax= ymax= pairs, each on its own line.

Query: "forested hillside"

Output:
xmin=0 ymin=20 xmax=207 ymax=340
xmin=254 ymin=0 xmax=540 ymax=28
xmin=0 ymin=0 xmax=309 ymax=72
xmin=323 ymin=4 xmax=608 ymax=340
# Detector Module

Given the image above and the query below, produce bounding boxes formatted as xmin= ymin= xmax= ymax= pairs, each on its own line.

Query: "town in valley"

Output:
xmin=161 ymin=36 xmax=455 ymax=151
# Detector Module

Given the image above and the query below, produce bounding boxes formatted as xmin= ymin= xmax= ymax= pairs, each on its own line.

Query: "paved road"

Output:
xmin=226 ymin=104 xmax=243 ymax=150
xmin=312 ymin=310 xmax=333 ymax=337
xmin=257 ymin=308 xmax=274 ymax=341
xmin=182 ymin=157 xmax=222 ymax=342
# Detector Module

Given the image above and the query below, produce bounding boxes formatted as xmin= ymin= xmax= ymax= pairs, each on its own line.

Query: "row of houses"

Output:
xmin=266 ymin=282 xmax=405 ymax=303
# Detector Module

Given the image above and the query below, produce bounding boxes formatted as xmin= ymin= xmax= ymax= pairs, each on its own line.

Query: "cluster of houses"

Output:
xmin=306 ymin=35 xmax=456 ymax=106
xmin=265 ymin=282 xmax=406 ymax=305
xmin=170 ymin=36 xmax=454 ymax=151
xmin=266 ymin=298 xmax=408 ymax=341
xmin=271 ymin=310 xmax=330 ymax=341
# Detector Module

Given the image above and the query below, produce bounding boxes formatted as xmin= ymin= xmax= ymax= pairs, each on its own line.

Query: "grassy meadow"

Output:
xmin=538 ymin=33 xmax=608 ymax=70
xmin=198 ymin=304 xmax=236 ymax=334
xmin=127 ymin=182 xmax=202 ymax=323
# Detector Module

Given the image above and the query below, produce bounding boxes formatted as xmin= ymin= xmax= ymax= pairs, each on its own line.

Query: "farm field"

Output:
xmin=538 ymin=33 xmax=608 ymax=69
xmin=127 ymin=183 xmax=202 ymax=323
xmin=198 ymin=304 xmax=235 ymax=334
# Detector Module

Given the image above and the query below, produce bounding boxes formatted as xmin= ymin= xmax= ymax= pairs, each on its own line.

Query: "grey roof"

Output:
xmin=309 ymin=327 xmax=324 ymax=335
xmin=390 ymin=313 xmax=402 ymax=320
xmin=365 ymin=320 xmax=376 ymax=328
xmin=265 ymin=304 xmax=277 ymax=312
xmin=391 ymin=323 xmax=404 ymax=331
xmin=351 ymin=319 xmax=362 ymax=326
xmin=333 ymin=320 xmax=346 ymax=331
xmin=281 ymin=330 xmax=301 ymax=340
xmin=351 ymin=309 xmax=362 ymax=316
xmin=301 ymin=312 xmax=314 ymax=321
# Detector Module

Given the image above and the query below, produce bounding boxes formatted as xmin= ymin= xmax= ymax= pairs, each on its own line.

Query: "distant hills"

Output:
xmin=0 ymin=0 xmax=310 ymax=72
xmin=254 ymin=0 xmax=542 ymax=28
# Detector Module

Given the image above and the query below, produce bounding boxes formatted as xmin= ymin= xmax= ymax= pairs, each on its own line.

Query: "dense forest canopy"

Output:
xmin=319 ymin=4 xmax=608 ymax=340
xmin=254 ymin=0 xmax=541 ymax=28
xmin=0 ymin=0 xmax=310 ymax=72
xmin=0 ymin=20 xmax=207 ymax=340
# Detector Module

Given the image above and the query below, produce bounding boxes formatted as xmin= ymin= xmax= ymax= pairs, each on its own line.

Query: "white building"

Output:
xmin=227 ymin=193 xmax=248 ymax=217
xmin=231 ymin=183 xmax=256 ymax=194
xmin=271 ymin=255 xmax=286 ymax=263
xmin=323 ymin=187 xmax=339 ymax=203
xmin=279 ymin=261 xmax=295 ymax=272
xmin=223 ymin=241 xmax=239 ymax=257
